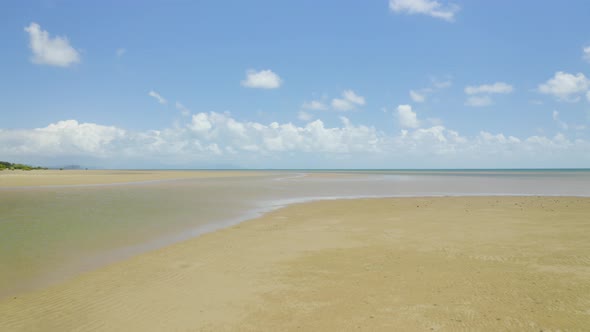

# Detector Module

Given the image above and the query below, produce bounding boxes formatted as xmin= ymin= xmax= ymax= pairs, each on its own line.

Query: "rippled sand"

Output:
xmin=1 ymin=196 xmax=589 ymax=331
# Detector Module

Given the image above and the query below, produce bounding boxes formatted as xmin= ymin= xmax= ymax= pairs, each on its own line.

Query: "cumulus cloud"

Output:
xmin=397 ymin=104 xmax=420 ymax=128
xmin=241 ymin=69 xmax=282 ymax=89
xmin=478 ymin=131 xmax=520 ymax=144
xmin=175 ymin=102 xmax=191 ymax=116
xmin=538 ymin=71 xmax=590 ymax=102
xmin=583 ymin=46 xmax=590 ymax=63
xmin=331 ymin=90 xmax=366 ymax=111
xmin=465 ymin=82 xmax=514 ymax=95
xmin=24 ymin=22 xmax=80 ymax=67
xmin=2 ymin=114 xmax=379 ymax=165
xmin=183 ymin=112 xmax=381 ymax=155
xmin=389 ymin=0 xmax=459 ymax=22
xmin=0 ymin=120 xmax=124 ymax=159
xmin=148 ymin=90 xmax=167 ymax=104
xmin=342 ymin=90 xmax=365 ymax=105
xmin=409 ymin=90 xmax=426 ymax=103
xmin=465 ymin=95 xmax=492 ymax=107
xmin=2 ymin=114 xmax=589 ymax=168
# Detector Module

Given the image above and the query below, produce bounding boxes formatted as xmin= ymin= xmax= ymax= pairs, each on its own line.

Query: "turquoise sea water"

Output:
xmin=1 ymin=169 xmax=590 ymax=298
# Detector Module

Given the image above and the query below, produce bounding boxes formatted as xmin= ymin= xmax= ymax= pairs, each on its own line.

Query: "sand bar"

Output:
xmin=1 ymin=196 xmax=589 ymax=331
xmin=0 ymin=169 xmax=270 ymax=187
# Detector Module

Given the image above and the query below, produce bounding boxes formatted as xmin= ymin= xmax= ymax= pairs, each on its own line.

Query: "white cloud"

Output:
xmin=0 ymin=120 xmax=124 ymax=158
xmin=331 ymin=90 xmax=366 ymax=111
xmin=583 ymin=46 xmax=590 ymax=63
xmin=2 ymin=114 xmax=589 ymax=168
xmin=465 ymin=95 xmax=492 ymax=107
xmin=0 ymin=114 xmax=375 ymax=164
xmin=116 ymin=48 xmax=126 ymax=57
xmin=538 ymin=71 xmax=590 ymax=102
xmin=409 ymin=90 xmax=426 ymax=103
xmin=184 ymin=112 xmax=381 ymax=155
xmin=241 ymin=69 xmax=282 ymax=89
xmin=175 ymin=102 xmax=191 ymax=116
xmin=389 ymin=0 xmax=459 ymax=22
xmin=302 ymin=100 xmax=328 ymax=111
xmin=24 ymin=22 xmax=80 ymax=67
xmin=465 ymin=82 xmax=514 ymax=95
xmin=342 ymin=90 xmax=365 ymax=105
xmin=188 ymin=113 xmax=213 ymax=132
xmin=478 ymin=131 xmax=521 ymax=144
xmin=148 ymin=90 xmax=167 ymax=105
xmin=397 ymin=104 xmax=419 ymax=128
xmin=586 ymin=91 xmax=590 ymax=102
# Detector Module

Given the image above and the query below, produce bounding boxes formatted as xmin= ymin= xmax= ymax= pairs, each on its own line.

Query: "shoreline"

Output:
xmin=3 ymin=168 xmax=590 ymax=189
xmin=0 ymin=169 xmax=274 ymax=188
xmin=1 ymin=195 xmax=589 ymax=330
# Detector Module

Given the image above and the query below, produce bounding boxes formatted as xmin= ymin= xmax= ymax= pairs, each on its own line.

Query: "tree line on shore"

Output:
xmin=0 ymin=161 xmax=47 ymax=171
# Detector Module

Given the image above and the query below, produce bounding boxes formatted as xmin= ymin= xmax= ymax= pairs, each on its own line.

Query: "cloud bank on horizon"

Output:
xmin=2 ymin=1 xmax=590 ymax=168
xmin=2 ymin=113 xmax=588 ymax=169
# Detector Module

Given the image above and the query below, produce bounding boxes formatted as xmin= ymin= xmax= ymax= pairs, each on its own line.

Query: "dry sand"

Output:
xmin=1 ymin=196 xmax=590 ymax=331
xmin=0 ymin=169 xmax=267 ymax=187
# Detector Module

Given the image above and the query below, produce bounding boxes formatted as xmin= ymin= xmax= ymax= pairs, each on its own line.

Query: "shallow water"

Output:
xmin=1 ymin=170 xmax=590 ymax=298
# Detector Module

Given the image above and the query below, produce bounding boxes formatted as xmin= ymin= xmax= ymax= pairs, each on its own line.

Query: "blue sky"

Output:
xmin=1 ymin=0 xmax=590 ymax=168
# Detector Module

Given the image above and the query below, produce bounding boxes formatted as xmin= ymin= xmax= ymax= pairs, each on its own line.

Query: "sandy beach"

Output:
xmin=1 ymin=195 xmax=589 ymax=331
xmin=5 ymin=1 xmax=590 ymax=330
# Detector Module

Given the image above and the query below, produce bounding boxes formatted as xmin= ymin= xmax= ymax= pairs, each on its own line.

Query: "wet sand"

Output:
xmin=0 ymin=172 xmax=279 ymax=298
xmin=1 ymin=196 xmax=589 ymax=331
xmin=0 ymin=169 xmax=267 ymax=187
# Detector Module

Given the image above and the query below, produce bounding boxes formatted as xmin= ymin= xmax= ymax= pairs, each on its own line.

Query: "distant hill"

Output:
xmin=54 ymin=165 xmax=82 ymax=170
xmin=0 ymin=161 xmax=47 ymax=171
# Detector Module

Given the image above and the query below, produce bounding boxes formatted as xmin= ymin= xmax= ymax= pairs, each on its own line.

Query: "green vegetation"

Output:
xmin=0 ymin=161 xmax=47 ymax=171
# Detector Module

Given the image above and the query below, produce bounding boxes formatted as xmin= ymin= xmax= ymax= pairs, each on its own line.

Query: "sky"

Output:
xmin=1 ymin=0 xmax=590 ymax=169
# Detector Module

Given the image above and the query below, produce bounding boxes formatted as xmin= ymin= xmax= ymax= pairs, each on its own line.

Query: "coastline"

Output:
xmin=0 ymin=169 xmax=272 ymax=188
xmin=1 ymin=195 xmax=589 ymax=331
